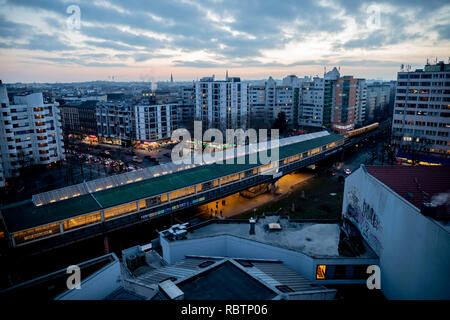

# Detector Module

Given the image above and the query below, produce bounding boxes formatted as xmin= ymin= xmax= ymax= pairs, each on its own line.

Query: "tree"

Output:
xmin=272 ymin=112 xmax=289 ymax=136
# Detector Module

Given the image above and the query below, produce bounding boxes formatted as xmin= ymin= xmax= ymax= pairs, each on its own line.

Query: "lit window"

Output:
xmin=316 ymin=265 xmax=326 ymax=279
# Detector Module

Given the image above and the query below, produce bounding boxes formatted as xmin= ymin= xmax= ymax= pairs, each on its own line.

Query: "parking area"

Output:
xmin=0 ymin=139 xmax=177 ymax=204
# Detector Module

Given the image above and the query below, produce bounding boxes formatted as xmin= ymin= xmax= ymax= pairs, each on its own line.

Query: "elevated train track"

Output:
xmin=0 ymin=123 xmax=382 ymax=250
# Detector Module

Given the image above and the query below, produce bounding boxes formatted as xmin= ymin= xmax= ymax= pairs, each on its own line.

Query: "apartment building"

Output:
xmin=323 ymin=67 xmax=341 ymax=128
xmin=332 ymin=76 xmax=366 ymax=133
xmin=95 ymin=102 xmax=134 ymax=146
xmin=177 ymin=85 xmax=195 ymax=131
xmin=391 ymin=61 xmax=450 ymax=159
xmin=0 ymin=82 xmax=65 ymax=184
xmin=248 ymin=84 xmax=267 ymax=128
xmin=60 ymin=100 xmax=97 ymax=138
xmin=366 ymin=82 xmax=390 ymax=123
xmin=134 ymin=104 xmax=178 ymax=142
xmin=298 ymin=76 xmax=325 ymax=128
xmin=195 ymin=76 xmax=248 ymax=131
xmin=297 ymin=67 xmax=341 ymax=129
xmin=248 ymin=76 xmax=296 ymax=129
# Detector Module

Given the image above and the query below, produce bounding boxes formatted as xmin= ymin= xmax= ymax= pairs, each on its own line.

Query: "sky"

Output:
xmin=0 ymin=0 xmax=449 ymax=83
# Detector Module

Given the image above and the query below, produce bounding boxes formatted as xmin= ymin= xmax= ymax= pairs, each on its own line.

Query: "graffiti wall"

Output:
xmin=344 ymin=185 xmax=383 ymax=255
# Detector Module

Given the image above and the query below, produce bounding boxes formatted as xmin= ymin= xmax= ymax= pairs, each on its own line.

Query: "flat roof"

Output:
xmin=181 ymin=216 xmax=377 ymax=258
xmin=178 ymin=261 xmax=277 ymax=300
xmin=1 ymin=133 xmax=343 ymax=233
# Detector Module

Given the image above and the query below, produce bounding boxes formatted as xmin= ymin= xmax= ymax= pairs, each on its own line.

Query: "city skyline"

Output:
xmin=0 ymin=0 xmax=449 ymax=83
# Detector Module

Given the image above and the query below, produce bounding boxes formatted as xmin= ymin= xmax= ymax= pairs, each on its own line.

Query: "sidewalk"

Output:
xmin=199 ymin=172 xmax=314 ymax=219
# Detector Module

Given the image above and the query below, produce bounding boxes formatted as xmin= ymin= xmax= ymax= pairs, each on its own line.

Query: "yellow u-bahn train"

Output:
xmin=344 ymin=122 xmax=379 ymax=138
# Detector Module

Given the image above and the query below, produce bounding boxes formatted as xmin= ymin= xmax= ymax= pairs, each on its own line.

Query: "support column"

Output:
xmin=104 ymin=235 xmax=110 ymax=254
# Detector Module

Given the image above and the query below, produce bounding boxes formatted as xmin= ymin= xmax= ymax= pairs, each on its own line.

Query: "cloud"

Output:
xmin=435 ymin=24 xmax=450 ymax=40
xmin=0 ymin=0 xmax=449 ymax=81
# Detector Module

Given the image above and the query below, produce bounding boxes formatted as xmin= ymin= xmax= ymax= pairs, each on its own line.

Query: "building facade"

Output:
xmin=248 ymin=76 xmax=296 ymax=129
xmin=342 ymin=165 xmax=450 ymax=299
xmin=60 ymin=100 xmax=97 ymax=138
xmin=366 ymin=82 xmax=391 ymax=123
xmin=177 ymin=85 xmax=195 ymax=131
xmin=298 ymin=77 xmax=325 ymax=128
xmin=195 ymin=76 xmax=248 ymax=131
xmin=391 ymin=61 xmax=450 ymax=160
xmin=96 ymin=102 xmax=134 ymax=146
xmin=332 ymin=76 xmax=366 ymax=133
xmin=0 ymin=83 xmax=65 ymax=182
xmin=134 ymin=104 xmax=178 ymax=142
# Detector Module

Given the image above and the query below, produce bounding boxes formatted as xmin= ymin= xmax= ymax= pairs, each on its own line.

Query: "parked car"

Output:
xmin=132 ymin=156 xmax=143 ymax=163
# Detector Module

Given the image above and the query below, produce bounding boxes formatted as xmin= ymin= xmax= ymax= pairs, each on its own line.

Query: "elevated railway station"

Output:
xmin=0 ymin=124 xmax=380 ymax=250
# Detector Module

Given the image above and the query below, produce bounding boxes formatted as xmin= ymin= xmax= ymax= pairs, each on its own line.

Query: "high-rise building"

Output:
xmin=248 ymin=76 xmax=296 ymax=129
xmin=391 ymin=61 xmax=450 ymax=160
xmin=247 ymin=84 xmax=266 ymax=128
xmin=134 ymin=104 xmax=178 ymax=142
xmin=95 ymin=102 xmax=134 ymax=146
xmin=323 ymin=67 xmax=340 ymax=128
xmin=298 ymin=76 xmax=325 ymax=128
xmin=355 ymin=79 xmax=368 ymax=126
xmin=331 ymin=76 xmax=366 ymax=133
xmin=366 ymin=82 xmax=390 ymax=123
xmin=0 ymin=82 xmax=65 ymax=184
xmin=195 ymin=75 xmax=248 ymax=131
xmin=177 ymin=85 xmax=195 ymax=131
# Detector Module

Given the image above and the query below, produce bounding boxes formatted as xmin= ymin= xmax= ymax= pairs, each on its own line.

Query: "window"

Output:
xmin=170 ymin=186 xmax=195 ymax=200
xmin=14 ymin=223 xmax=61 ymax=244
xmin=220 ymin=173 xmax=240 ymax=185
xmin=104 ymin=202 xmax=138 ymax=220
xmin=63 ymin=212 xmax=101 ymax=231
xmin=316 ymin=265 xmax=326 ymax=279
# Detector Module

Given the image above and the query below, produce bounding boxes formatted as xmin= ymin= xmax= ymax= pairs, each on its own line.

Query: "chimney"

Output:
xmin=249 ymin=218 xmax=256 ymax=235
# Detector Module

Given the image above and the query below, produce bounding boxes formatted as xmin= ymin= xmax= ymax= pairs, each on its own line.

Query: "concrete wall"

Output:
xmin=161 ymin=234 xmax=315 ymax=278
xmin=161 ymin=234 xmax=377 ymax=282
xmin=343 ymin=166 xmax=450 ymax=299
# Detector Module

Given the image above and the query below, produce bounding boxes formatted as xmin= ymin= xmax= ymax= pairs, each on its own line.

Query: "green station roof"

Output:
xmin=1 ymin=134 xmax=343 ymax=233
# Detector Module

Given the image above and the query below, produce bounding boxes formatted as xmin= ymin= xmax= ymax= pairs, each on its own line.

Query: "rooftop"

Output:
xmin=165 ymin=216 xmax=377 ymax=259
xmin=124 ymin=254 xmax=334 ymax=300
xmin=366 ymin=166 xmax=450 ymax=211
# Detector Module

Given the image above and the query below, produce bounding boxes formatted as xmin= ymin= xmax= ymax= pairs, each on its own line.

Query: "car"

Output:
xmin=132 ymin=156 xmax=143 ymax=163
xmin=344 ymin=168 xmax=352 ymax=175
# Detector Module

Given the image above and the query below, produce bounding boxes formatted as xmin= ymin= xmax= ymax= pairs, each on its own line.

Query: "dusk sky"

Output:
xmin=0 ymin=0 xmax=449 ymax=83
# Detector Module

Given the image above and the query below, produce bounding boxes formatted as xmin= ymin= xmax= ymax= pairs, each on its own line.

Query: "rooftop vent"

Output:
xmin=268 ymin=223 xmax=282 ymax=231
xmin=249 ymin=218 xmax=256 ymax=235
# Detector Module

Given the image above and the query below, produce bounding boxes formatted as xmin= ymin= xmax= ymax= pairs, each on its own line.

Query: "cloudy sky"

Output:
xmin=0 ymin=0 xmax=449 ymax=83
